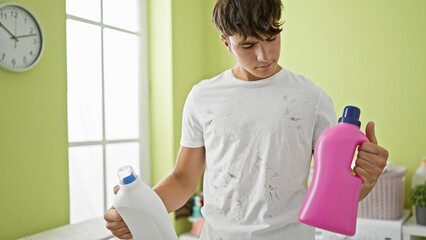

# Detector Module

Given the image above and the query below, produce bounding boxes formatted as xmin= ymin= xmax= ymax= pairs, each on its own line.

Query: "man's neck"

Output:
xmin=232 ymin=64 xmax=282 ymax=81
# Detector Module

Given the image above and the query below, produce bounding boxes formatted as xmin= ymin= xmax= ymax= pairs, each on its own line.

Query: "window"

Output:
xmin=66 ymin=0 xmax=150 ymax=224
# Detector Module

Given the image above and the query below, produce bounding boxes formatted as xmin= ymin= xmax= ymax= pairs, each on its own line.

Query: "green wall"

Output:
xmin=0 ymin=0 xmax=68 ymax=239
xmin=148 ymin=0 xmax=174 ymax=186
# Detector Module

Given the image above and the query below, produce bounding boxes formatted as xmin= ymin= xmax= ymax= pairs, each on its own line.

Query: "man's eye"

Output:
xmin=242 ymin=44 xmax=253 ymax=49
xmin=266 ymin=37 xmax=276 ymax=41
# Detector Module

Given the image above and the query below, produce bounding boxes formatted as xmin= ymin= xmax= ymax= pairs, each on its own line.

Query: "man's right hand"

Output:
xmin=103 ymin=146 xmax=206 ymax=239
xmin=104 ymin=185 xmax=133 ymax=239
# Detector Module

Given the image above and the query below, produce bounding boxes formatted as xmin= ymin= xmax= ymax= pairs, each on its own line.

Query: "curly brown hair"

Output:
xmin=212 ymin=0 xmax=284 ymax=41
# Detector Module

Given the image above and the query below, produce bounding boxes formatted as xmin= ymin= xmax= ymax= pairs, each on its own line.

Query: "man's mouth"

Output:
xmin=256 ymin=61 xmax=273 ymax=69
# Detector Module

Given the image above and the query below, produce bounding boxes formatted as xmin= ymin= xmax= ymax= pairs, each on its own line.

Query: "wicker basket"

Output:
xmin=357 ymin=166 xmax=407 ymax=220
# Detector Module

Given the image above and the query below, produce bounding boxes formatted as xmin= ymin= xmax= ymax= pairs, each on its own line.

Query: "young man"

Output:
xmin=105 ymin=0 xmax=389 ymax=239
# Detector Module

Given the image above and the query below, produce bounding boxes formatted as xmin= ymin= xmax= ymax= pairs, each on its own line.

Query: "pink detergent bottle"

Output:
xmin=298 ymin=106 xmax=369 ymax=236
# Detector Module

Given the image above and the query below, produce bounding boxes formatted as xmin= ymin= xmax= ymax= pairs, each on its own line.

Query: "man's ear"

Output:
xmin=220 ymin=35 xmax=232 ymax=53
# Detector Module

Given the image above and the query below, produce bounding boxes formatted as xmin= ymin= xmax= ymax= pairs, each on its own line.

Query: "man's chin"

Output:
xmin=253 ymin=65 xmax=277 ymax=78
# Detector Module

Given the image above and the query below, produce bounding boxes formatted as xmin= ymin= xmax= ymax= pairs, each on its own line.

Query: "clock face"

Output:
xmin=0 ymin=3 xmax=44 ymax=72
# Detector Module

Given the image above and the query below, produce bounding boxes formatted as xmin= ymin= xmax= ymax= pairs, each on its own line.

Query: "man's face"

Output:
xmin=222 ymin=33 xmax=281 ymax=81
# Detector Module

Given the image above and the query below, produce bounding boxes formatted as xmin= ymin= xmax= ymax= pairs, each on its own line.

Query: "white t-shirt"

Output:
xmin=180 ymin=68 xmax=336 ymax=240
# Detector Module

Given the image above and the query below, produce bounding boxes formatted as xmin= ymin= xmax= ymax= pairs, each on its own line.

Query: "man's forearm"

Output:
xmin=153 ymin=171 xmax=198 ymax=213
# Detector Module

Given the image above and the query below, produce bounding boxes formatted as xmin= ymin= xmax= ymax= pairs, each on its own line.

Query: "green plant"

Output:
xmin=410 ymin=181 xmax=426 ymax=207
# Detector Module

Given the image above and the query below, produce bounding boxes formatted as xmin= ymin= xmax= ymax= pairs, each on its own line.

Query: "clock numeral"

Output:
xmin=23 ymin=56 xmax=27 ymax=64
xmin=12 ymin=59 xmax=16 ymax=67
xmin=30 ymin=27 xmax=34 ymax=34
xmin=1 ymin=53 xmax=5 ymax=61
xmin=0 ymin=12 xmax=6 ymax=20
xmin=11 ymin=10 xmax=18 ymax=18
xmin=33 ymin=38 xmax=37 ymax=45
xmin=24 ymin=17 xmax=27 ymax=24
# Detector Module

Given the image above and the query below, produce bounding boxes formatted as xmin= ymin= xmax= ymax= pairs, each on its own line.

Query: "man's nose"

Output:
xmin=256 ymin=45 xmax=270 ymax=62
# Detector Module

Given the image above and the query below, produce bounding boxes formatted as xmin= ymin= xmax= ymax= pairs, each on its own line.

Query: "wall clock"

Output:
xmin=0 ymin=2 xmax=44 ymax=72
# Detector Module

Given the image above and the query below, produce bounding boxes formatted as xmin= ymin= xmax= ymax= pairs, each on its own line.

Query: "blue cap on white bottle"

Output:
xmin=118 ymin=165 xmax=137 ymax=184
xmin=338 ymin=106 xmax=361 ymax=127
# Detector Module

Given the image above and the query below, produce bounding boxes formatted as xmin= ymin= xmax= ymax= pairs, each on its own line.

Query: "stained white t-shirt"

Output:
xmin=180 ymin=68 xmax=336 ymax=240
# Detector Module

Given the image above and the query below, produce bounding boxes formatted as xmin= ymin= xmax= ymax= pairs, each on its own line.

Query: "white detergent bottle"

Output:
xmin=412 ymin=157 xmax=426 ymax=189
xmin=114 ymin=165 xmax=178 ymax=240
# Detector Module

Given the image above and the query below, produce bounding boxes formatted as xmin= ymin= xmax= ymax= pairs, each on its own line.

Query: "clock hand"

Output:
xmin=13 ymin=33 xmax=37 ymax=39
xmin=0 ymin=21 xmax=17 ymax=40
xmin=14 ymin=16 xmax=17 ymax=48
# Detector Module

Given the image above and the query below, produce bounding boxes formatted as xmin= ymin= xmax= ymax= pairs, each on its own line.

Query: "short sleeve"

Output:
xmin=312 ymin=89 xmax=337 ymax=149
xmin=180 ymin=86 xmax=204 ymax=148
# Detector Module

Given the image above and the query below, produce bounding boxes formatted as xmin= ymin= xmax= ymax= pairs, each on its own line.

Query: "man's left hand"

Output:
xmin=354 ymin=121 xmax=389 ymax=201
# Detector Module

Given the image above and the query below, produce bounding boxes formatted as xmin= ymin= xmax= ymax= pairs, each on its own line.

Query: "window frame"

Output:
xmin=66 ymin=0 xmax=150 ymax=219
